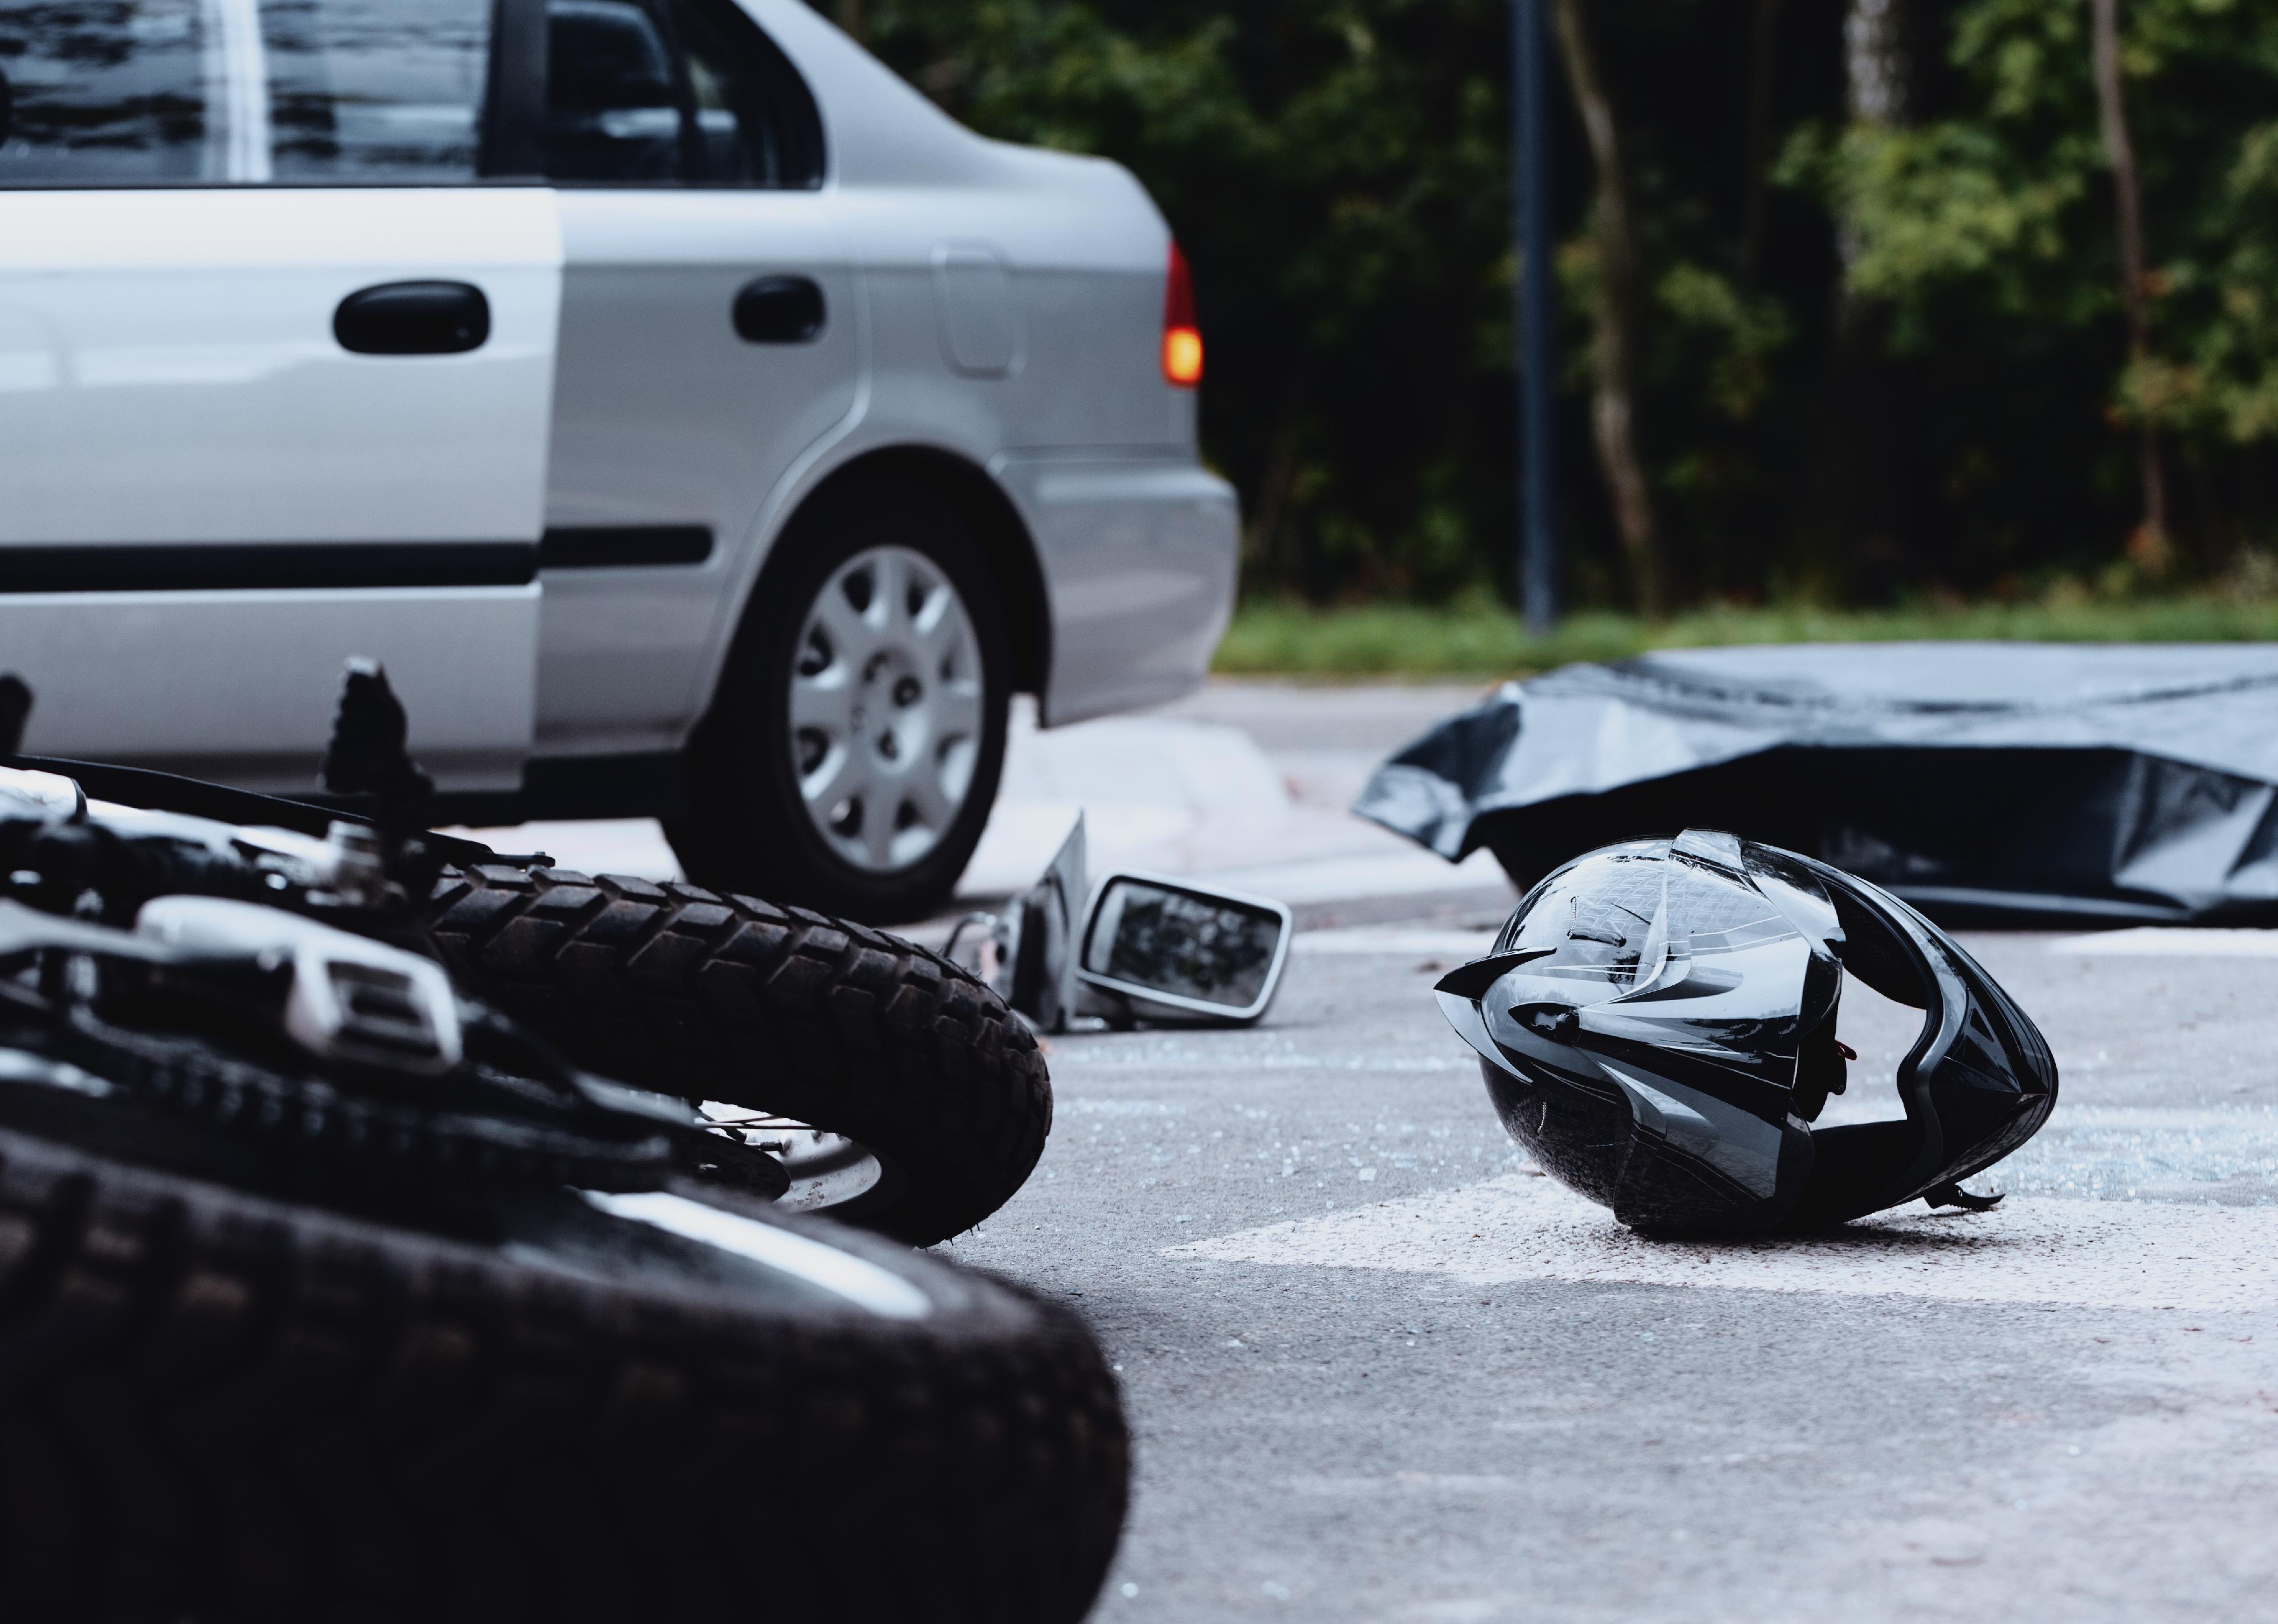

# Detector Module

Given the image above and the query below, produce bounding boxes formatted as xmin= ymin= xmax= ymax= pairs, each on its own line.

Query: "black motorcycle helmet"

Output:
xmin=1435 ymin=829 xmax=2056 ymax=1234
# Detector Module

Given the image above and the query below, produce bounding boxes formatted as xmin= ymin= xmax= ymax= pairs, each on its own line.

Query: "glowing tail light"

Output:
xmin=1162 ymin=242 xmax=1203 ymax=387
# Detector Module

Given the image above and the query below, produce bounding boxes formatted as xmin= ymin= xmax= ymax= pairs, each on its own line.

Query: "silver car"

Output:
xmin=0 ymin=0 xmax=1237 ymax=919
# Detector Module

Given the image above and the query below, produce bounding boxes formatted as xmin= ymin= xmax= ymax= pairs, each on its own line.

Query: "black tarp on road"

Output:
xmin=1354 ymin=643 xmax=2278 ymax=925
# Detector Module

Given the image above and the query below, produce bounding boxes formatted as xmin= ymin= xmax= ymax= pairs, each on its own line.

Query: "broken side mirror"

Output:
xmin=1075 ymin=872 xmax=1291 ymax=1027
xmin=947 ymin=813 xmax=1085 ymax=1033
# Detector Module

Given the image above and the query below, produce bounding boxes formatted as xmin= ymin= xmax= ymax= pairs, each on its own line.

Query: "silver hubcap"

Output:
xmin=789 ymin=544 xmax=984 ymax=872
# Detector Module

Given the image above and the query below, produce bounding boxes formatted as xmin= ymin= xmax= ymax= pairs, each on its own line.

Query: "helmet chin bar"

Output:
xmin=1436 ymin=831 xmax=2058 ymax=1236
xmin=1782 ymin=853 xmax=2056 ymax=1229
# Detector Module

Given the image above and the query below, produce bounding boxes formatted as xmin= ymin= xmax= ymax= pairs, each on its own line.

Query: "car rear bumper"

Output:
xmin=992 ymin=451 xmax=1239 ymax=728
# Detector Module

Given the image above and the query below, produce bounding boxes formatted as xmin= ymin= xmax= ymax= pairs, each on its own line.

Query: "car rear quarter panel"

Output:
xmin=989 ymin=453 xmax=1236 ymax=723
xmin=737 ymin=0 xmax=1238 ymax=727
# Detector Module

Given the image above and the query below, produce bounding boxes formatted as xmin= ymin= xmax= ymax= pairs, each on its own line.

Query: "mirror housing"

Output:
xmin=1004 ymin=813 xmax=1085 ymax=1033
xmin=948 ymin=814 xmax=1085 ymax=1034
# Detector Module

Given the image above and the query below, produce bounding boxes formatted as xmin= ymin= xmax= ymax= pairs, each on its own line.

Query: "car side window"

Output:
xmin=540 ymin=0 xmax=820 ymax=188
xmin=0 ymin=0 xmax=491 ymax=185
xmin=0 ymin=0 xmax=215 ymax=183
xmin=263 ymin=0 xmax=492 ymax=182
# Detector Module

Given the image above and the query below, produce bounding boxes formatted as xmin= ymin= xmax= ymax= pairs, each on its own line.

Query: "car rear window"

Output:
xmin=541 ymin=0 xmax=821 ymax=188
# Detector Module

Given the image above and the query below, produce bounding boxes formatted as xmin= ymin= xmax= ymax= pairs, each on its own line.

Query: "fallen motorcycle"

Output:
xmin=0 ymin=798 xmax=1127 ymax=1622
xmin=0 ymin=664 xmax=1049 ymax=1244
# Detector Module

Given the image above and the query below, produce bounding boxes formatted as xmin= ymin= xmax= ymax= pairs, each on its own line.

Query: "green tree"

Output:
xmin=1802 ymin=0 xmax=2278 ymax=580
xmin=850 ymin=0 xmax=2278 ymax=607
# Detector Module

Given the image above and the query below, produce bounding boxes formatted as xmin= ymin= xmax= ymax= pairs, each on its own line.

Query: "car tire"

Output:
xmin=425 ymin=864 xmax=1052 ymax=1246
xmin=669 ymin=474 xmax=1012 ymax=925
xmin=0 ymin=1123 xmax=1126 ymax=1624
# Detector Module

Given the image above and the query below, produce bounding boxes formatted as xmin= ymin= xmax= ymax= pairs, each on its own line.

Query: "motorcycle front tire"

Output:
xmin=426 ymin=865 xmax=1050 ymax=1247
xmin=0 ymin=1124 xmax=1124 ymax=1624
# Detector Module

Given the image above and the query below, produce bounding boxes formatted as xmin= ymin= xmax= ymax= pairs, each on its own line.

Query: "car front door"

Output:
xmin=0 ymin=0 xmax=559 ymax=794
xmin=531 ymin=0 xmax=858 ymax=761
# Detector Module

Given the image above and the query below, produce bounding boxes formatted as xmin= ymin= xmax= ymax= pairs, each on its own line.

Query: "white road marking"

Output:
xmin=582 ymin=1191 xmax=932 ymax=1319
xmin=1052 ymin=1051 xmax=1474 ymax=1075
xmin=1289 ymin=1473 xmax=1522 ymax=1496
xmin=1166 ymin=1175 xmax=2278 ymax=1312
xmin=2050 ymin=927 xmax=2278 ymax=958
xmin=2024 ymin=1104 xmax=2278 ymax=1130
xmin=1294 ymin=927 xmax=1500 ymax=957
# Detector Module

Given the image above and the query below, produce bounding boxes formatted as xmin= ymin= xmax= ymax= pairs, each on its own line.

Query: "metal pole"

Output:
xmin=1513 ymin=0 xmax=1558 ymax=633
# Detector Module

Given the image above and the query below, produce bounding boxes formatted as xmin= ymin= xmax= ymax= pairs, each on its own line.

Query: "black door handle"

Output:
xmin=334 ymin=281 xmax=491 ymax=356
xmin=733 ymin=275 xmax=825 ymax=344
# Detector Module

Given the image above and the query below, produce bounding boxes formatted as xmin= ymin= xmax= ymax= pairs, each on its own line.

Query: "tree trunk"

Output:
xmin=1844 ymin=0 xmax=1906 ymax=126
xmin=1799 ymin=0 xmax=1910 ymax=599
xmin=1741 ymin=0 xmax=1786 ymax=281
xmin=1248 ymin=388 xmax=1305 ymax=593
xmin=1550 ymin=0 xmax=1662 ymax=617
xmin=2091 ymin=0 xmax=2168 ymax=556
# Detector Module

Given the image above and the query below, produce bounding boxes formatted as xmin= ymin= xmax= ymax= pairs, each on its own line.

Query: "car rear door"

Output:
xmin=529 ymin=0 xmax=857 ymax=760
xmin=0 ymin=0 xmax=559 ymax=794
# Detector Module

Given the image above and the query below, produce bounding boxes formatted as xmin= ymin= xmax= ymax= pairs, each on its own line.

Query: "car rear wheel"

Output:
xmin=670 ymin=476 xmax=1010 ymax=925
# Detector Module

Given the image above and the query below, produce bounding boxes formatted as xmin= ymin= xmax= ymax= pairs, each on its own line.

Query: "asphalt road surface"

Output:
xmin=942 ymin=922 xmax=2278 ymax=1624
xmin=494 ymin=679 xmax=2278 ymax=1621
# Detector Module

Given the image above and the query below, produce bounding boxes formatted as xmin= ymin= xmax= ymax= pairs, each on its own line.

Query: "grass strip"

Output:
xmin=1213 ymin=597 xmax=2278 ymax=678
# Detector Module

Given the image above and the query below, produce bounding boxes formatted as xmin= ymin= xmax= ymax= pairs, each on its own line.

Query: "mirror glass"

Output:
xmin=1082 ymin=879 xmax=1284 ymax=1010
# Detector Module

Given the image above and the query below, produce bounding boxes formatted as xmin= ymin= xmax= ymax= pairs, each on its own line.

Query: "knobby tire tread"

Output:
xmin=425 ymin=867 xmax=1049 ymax=1246
xmin=0 ymin=1126 xmax=1125 ymax=1623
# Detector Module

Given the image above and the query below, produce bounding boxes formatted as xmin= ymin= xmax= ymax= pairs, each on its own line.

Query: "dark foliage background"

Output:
xmin=831 ymin=0 xmax=2278 ymax=610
